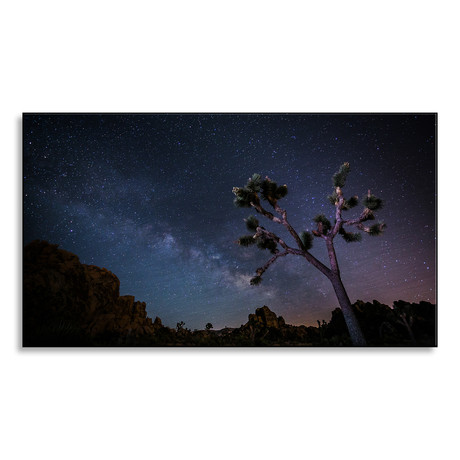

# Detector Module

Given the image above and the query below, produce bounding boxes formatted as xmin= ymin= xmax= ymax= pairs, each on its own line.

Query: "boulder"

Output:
xmin=248 ymin=305 xmax=285 ymax=328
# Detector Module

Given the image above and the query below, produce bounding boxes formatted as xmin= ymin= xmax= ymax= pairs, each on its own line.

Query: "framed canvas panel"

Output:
xmin=23 ymin=113 xmax=437 ymax=347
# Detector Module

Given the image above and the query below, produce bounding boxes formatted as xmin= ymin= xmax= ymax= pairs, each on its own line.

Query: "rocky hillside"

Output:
xmin=230 ymin=305 xmax=320 ymax=346
xmin=23 ymin=240 xmax=163 ymax=346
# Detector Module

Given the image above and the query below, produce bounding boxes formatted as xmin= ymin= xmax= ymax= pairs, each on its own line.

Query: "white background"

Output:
xmin=1 ymin=1 xmax=458 ymax=459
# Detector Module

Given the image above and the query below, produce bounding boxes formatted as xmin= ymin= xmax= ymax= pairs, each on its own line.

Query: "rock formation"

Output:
xmin=23 ymin=240 xmax=159 ymax=346
xmin=232 ymin=305 xmax=318 ymax=345
xmin=247 ymin=305 xmax=286 ymax=328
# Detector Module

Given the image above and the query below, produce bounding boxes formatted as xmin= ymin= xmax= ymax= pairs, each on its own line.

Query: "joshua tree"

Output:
xmin=393 ymin=300 xmax=417 ymax=345
xmin=232 ymin=163 xmax=385 ymax=346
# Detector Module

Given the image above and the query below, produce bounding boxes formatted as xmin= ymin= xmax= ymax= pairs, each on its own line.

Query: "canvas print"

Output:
xmin=23 ymin=113 xmax=437 ymax=347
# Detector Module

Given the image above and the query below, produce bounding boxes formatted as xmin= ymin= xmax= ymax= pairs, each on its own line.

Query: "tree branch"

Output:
xmin=313 ymin=229 xmax=328 ymax=240
xmin=271 ymin=201 xmax=307 ymax=251
xmin=326 ymin=239 xmax=340 ymax=274
xmin=252 ymin=200 xmax=307 ymax=251
xmin=343 ymin=207 xmax=374 ymax=231
xmin=273 ymin=202 xmax=287 ymax=219
xmin=255 ymin=251 xmax=290 ymax=278
xmin=346 ymin=221 xmax=386 ymax=235
xmin=255 ymin=227 xmax=332 ymax=279
xmin=250 ymin=201 xmax=283 ymax=224
xmin=342 ymin=188 xmax=377 ymax=231
xmin=301 ymin=248 xmax=332 ymax=279
xmin=282 ymin=217 xmax=307 ymax=250
xmin=330 ymin=188 xmax=344 ymax=238
xmin=247 ymin=187 xmax=333 ymax=280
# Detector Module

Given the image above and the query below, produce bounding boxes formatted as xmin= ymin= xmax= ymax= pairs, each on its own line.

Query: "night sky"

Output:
xmin=23 ymin=114 xmax=436 ymax=330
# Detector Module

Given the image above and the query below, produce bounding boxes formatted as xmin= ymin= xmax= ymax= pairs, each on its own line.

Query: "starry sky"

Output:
xmin=23 ymin=114 xmax=436 ymax=330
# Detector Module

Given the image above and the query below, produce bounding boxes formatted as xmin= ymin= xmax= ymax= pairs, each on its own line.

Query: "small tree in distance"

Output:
xmin=232 ymin=163 xmax=385 ymax=346
xmin=205 ymin=322 xmax=213 ymax=331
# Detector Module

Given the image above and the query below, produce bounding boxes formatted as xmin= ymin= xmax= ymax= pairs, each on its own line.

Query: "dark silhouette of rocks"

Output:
xmin=323 ymin=299 xmax=436 ymax=346
xmin=227 ymin=302 xmax=436 ymax=346
xmin=248 ymin=305 xmax=286 ymax=328
xmin=153 ymin=316 xmax=163 ymax=330
xmin=23 ymin=241 xmax=159 ymax=346
xmin=233 ymin=305 xmax=319 ymax=346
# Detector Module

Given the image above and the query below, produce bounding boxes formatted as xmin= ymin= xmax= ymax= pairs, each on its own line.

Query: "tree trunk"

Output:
xmin=329 ymin=273 xmax=367 ymax=346
xmin=325 ymin=238 xmax=366 ymax=346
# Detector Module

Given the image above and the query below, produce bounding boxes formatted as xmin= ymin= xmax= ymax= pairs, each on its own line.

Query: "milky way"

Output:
xmin=23 ymin=114 xmax=436 ymax=329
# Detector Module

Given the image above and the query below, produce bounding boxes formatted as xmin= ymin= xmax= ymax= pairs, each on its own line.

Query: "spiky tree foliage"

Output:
xmin=246 ymin=173 xmax=262 ymax=192
xmin=343 ymin=195 xmax=359 ymax=210
xmin=339 ymin=228 xmax=362 ymax=243
xmin=275 ymin=185 xmax=288 ymax=199
xmin=300 ymin=231 xmax=314 ymax=250
xmin=237 ymin=235 xmax=257 ymax=247
xmin=250 ymin=275 xmax=263 ymax=286
xmin=232 ymin=187 xmax=257 ymax=208
xmin=313 ymin=214 xmax=332 ymax=235
xmin=233 ymin=163 xmax=386 ymax=346
xmin=245 ymin=215 xmax=259 ymax=232
xmin=332 ymin=162 xmax=351 ymax=187
xmin=256 ymin=237 xmax=278 ymax=254
xmin=362 ymin=193 xmax=384 ymax=211
xmin=368 ymin=222 xmax=386 ymax=236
